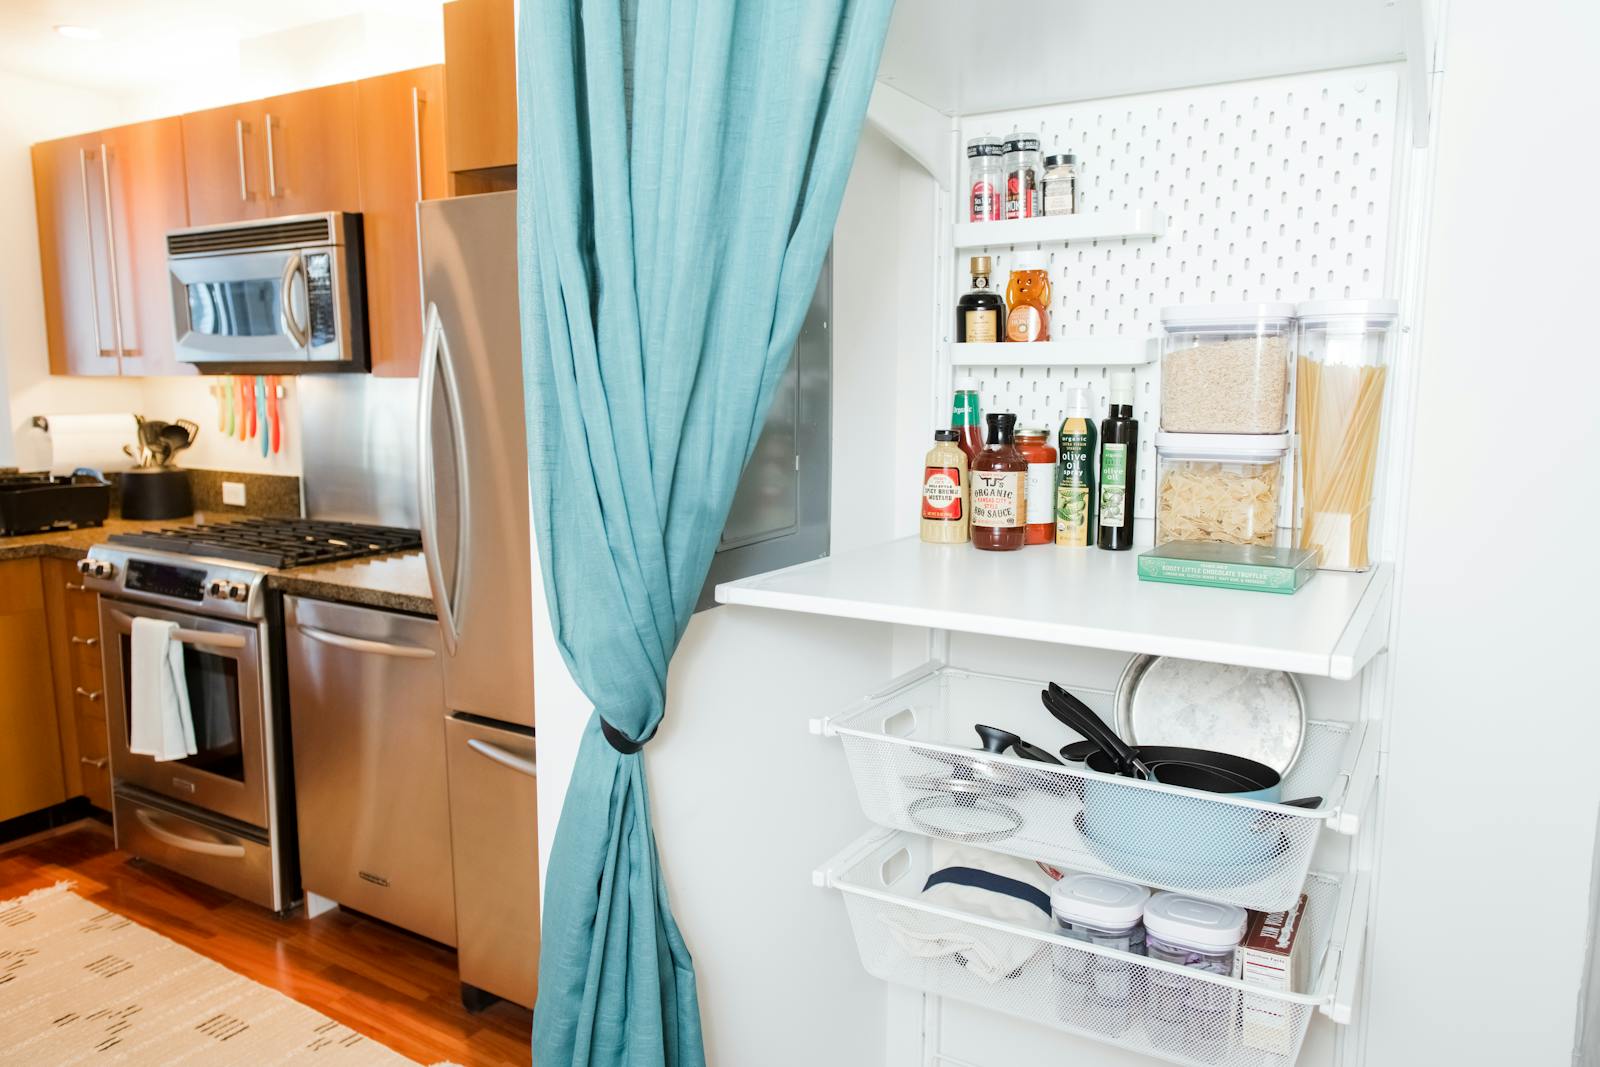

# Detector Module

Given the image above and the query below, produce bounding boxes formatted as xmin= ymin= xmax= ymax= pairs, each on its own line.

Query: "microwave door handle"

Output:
xmin=417 ymin=304 xmax=465 ymax=654
xmin=77 ymin=149 xmax=108 ymax=360
xmin=466 ymin=738 xmax=537 ymax=779
xmin=279 ymin=251 xmax=308 ymax=349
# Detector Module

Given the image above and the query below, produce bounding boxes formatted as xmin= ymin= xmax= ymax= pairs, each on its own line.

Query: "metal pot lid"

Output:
xmin=1114 ymin=655 xmax=1305 ymax=775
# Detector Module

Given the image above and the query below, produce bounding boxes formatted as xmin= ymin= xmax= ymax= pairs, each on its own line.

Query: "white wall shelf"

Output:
xmin=950 ymin=338 xmax=1156 ymax=367
xmin=953 ymin=208 xmax=1164 ymax=250
xmin=716 ymin=537 xmax=1392 ymax=681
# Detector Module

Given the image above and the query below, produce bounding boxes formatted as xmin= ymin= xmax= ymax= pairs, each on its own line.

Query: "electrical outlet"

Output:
xmin=222 ymin=481 xmax=247 ymax=507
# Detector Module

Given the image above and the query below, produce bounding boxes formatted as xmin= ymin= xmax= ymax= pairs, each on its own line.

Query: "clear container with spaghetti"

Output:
xmin=1159 ymin=303 xmax=1296 ymax=433
xmin=1295 ymin=299 xmax=1399 ymax=571
xmin=1155 ymin=432 xmax=1292 ymax=547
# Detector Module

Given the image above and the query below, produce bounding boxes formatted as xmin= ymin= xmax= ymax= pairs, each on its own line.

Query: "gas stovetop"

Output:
xmin=107 ymin=518 xmax=422 ymax=570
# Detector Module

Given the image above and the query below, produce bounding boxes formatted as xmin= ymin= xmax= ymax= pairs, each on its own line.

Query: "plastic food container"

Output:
xmin=1159 ymin=303 xmax=1296 ymax=433
xmin=1295 ymin=299 xmax=1400 ymax=571
xmin=1155 ymin=432 xmax=1291 ymax=547
xmin=1050 ymin=875 xmax=1150 ymax=1034
xmin=1143 ymin=893 xmax=1249 ymax=1060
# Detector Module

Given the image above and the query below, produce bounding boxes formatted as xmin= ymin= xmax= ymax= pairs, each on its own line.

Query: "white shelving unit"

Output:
xmin=716 ymin=538 xmax=1392 ymax=681
xmin=953 ymin=207 xmax=1165 ymax=250
xmin=950 ymin=337 xmax=1156 ymax=367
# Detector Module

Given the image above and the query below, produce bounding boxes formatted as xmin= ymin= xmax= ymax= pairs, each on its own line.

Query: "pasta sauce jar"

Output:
xmin=1014 ymin=428 xmax=1058 ymax=545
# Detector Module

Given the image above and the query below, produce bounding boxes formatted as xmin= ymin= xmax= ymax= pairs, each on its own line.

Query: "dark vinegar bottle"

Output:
xmin=956 ymin=256 xmax=1004 ymax=343
xmin=1097 ymin=373 xmax=1139 ymax=551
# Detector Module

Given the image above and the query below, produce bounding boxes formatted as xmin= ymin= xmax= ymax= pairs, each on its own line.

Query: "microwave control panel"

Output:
xmin=306 ymin=253 xmax=336 ymax=348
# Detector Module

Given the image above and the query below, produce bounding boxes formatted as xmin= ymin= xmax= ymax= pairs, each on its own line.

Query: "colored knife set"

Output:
xmin=209 ymin=375 xmax=284 ymax=456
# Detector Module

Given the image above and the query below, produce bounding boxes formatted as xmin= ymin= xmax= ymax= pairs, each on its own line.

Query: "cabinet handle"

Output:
xmin=65 ymin=582 xmax=87 ymax=592
xmin=76 ymin=148 xmax=109 ymax=359
xmin=98 ymin=143 xmax=126 ymax=360
xmin=412 ymin=86 xmax=427 ymax=329
xmin=80 ymin=756 xmax=108 ymax=769
xmin=75 ymin=686 xmax=102 ymax=701
xmin=265 ymin=112 xmax=279 ymax=199
xmin=71 ymin=635 xmax=99 ymax=647
xmin=235 ymin=118 xmax=250 ymax=202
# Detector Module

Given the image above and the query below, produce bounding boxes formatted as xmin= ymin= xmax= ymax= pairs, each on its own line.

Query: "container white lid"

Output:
xmin=1295 ymin=298 xmax=1399 ymax=326
xmin=1156 ymin=431 xmax=1290 ymax=458
xmin=1159 ymin=302 xmax=1296 ymax=329
xmin=1144 ymin=892 xmax=1248 ymax=951
xmin=1009 ymin=250 xmax=1048 ymax=271
xmin=1051 ymin=874 xmax=1151 ymax=928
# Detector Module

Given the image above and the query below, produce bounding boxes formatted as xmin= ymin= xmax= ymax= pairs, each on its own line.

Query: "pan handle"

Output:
xmin=1043 ymin=684 xmax=1151 ymax=779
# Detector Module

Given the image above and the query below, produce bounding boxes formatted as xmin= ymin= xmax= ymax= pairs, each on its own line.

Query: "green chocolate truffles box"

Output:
xmin=1138 ymin=541 xmax=1317 ymax=594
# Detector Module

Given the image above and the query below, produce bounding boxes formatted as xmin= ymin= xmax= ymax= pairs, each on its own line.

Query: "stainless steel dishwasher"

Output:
xmin=285 ymin=596 xmax=456 ymax=945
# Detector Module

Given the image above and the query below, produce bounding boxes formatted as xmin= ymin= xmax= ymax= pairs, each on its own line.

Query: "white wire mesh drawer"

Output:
xmin=823 ymin=665 xmax=1375 ymax=912
xmin=818 ymin=829 xmax=1365 ymax=1067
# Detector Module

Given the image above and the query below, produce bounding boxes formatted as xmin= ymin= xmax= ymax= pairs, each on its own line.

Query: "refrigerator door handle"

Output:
xmin=418 ymin=303 xmax=470 ymax=653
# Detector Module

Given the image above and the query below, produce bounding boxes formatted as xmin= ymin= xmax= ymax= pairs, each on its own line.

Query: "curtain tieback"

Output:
xmin=601 ymin=717 xmax=657 ymax=755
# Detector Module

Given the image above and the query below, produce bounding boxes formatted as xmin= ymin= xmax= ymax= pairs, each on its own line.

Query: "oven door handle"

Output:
xmin=134 ymin=808 xmax=247 ymax=858
xmin=280 ymin=250 xmax=309 ymax=349
xmin=467 ymin=738 xmax=537 ymax=779
xmin=295 ymin=624 xmax=436 ymax=659
xmin=107 ymin=609 xmax=249 ymax=651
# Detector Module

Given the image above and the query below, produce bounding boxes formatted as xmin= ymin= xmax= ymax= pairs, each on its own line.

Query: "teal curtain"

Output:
xmin=516 ymin=1 xmax=893 ymax=1063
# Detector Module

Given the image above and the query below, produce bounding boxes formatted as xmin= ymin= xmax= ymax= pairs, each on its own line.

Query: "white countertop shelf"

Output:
xmin=953 ymin=207 xmax=1165 ymax=250
xmin=950 ymin=337 xmax=1156 ymax=367
xmin=715 ymin=537 xmax=1393 ymax=680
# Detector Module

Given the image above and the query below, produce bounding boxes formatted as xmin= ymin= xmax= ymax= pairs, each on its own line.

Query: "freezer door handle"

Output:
xmin=296 ymin=624 xmax=437 ymax=659
xmin=134 ymin=808 xmax=247 ymax=858
xmin=466 ymin=738 xmax=536 ymax=779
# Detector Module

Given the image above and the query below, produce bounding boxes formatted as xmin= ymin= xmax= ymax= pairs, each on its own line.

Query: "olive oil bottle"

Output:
xmin=1055 ymin=385 xmax=1097 ymax=546
xmin=1097 ymin=373 xmax=1138 ymax=550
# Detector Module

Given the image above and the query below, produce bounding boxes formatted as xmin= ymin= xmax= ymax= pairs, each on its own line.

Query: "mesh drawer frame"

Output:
xmin=826 ymin=665 xmax=1370 ymax=912
xmin=821 ymin=829 xmax=1351 ymax=1067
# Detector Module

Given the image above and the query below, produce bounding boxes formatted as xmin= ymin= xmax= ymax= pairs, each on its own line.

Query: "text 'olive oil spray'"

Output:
xmin=1055 ymin=384 xmax=1097 ymax=546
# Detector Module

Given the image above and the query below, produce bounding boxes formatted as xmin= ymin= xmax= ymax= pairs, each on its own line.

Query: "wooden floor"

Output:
xmin=0 ymin=821 xmax=532 ymax=1066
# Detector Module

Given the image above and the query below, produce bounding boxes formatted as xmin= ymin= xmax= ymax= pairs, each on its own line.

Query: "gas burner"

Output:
xmin=108 ymin=518 xmax=422 ymax=570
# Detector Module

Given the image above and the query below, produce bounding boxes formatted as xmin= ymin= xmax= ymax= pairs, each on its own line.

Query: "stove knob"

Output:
xmin=76 ymin=559 xmax=93 ymax=576
xmin=208 ymin=580 xmax=224 ymax=598
xmin=81 ymin=559 xmax=116 ymax=579
xmin=227 ymin=584 xmax=248 ymax=602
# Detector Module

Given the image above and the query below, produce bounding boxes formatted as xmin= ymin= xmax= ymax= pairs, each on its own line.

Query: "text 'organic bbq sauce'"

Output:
xmin=971 ymin=412 xmax=1027 ymax=552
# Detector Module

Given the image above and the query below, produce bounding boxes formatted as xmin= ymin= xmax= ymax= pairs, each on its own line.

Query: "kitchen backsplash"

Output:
xmin=188 ymin=470 xmax=303 ymax=518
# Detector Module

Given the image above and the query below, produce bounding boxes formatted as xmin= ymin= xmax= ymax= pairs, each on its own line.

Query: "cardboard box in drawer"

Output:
xmin=1234 ymin=893 xmax=1310 ymax=1054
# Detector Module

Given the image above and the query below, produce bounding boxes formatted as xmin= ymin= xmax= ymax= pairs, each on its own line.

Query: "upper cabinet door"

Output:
xmin=444 ymin=0 xmax=516 ymax=175
xmin=102 ymin=118 xmax=192 ymax=377
xmin=31 ymin=133 xmax=121 ymax=376
xmin=356 ymin=65 xmax=447 ymax=377
xmin=182 ymin=102 xmax=268 ymax=227
xmin=258 ymin=83 xmax=361 ymax=218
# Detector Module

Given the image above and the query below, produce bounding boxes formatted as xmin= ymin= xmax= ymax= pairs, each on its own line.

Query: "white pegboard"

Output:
xmin=950 ymin=65 xmax=1402 ymax=517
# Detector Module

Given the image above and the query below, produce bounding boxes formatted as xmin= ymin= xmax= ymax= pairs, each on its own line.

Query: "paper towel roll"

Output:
xmin=41 ymin=413 xmax=141 ymax=476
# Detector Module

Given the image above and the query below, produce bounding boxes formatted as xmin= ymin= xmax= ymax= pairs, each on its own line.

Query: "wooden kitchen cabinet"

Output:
xmin=357 ymin=65 xmax=448 ymax=376
xmin=32 ymin=119 xmax=191 ymax=377
xmin=0 ymin=560 xmax=69 ymax=822
xmin=41 ymin=556 xmax=112 ymax=811
xmin=444 ymin=0 xmax=517 ymax=178
xmin=180 ymin=102 xmax=267 ymax=227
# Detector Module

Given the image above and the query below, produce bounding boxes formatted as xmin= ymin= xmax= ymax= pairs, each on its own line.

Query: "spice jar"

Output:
xmin=1050 ymin=875 xmax=1149 ymax=1035
xmin=966 ymin=137 xmax=1004 ymax=222
xmin=1042 ymin=153 xmax=1078 ymax=216
xmin=1295 ymin=299 xmax=1399 ymax=572
xmin=1003 ymin=134 xmax=1041 ymax=219
xmin=1014 ymin=428 xmax=1057 ymax=545
xmin=921 ymin=430 xmax=969 ymax=545
xmin=1143 ymin=893 xmax=1248 ymax=1061
xmin=970 ymin=413 xmax=1027 ymax=552
xmin=1156 ymin=432 xmax=1292 ymax=547
xmin=1159 ymin=303 xmax=1295 ymax=433
xmin=1004 ymin=253 xmax=1051 ymax=342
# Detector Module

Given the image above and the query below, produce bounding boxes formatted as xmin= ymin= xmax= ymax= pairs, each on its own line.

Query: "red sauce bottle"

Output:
xmin=950 ymin=379 xmax=985 ymax=465
xmin=970 ymin=413 xmax=1027 ymax=552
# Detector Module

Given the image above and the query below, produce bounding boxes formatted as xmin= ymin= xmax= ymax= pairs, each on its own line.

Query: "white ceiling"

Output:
xmin=0 ymin=0 xmax=445 ymax=96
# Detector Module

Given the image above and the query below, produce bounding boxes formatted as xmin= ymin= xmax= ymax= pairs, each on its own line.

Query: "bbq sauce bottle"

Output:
xmin=1097 ymin=373 xmax=1138 ymax=551
xmin=971 ymin=413 xmax=1027 ymax=552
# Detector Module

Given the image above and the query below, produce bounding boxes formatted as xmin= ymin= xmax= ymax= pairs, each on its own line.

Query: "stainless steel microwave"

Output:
xmin=167 ymin=213 xmax=368 ymax=371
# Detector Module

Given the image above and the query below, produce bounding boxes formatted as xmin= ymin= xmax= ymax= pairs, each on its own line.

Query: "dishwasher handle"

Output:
xmin=467 ymin=738 xmax=537 ymax=778
xmin=295 ymin=624 xmax=437 ymax=659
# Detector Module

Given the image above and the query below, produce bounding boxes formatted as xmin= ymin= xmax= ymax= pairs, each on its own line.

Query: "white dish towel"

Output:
xmin=128 ymin=617 xmax=197 ymax=762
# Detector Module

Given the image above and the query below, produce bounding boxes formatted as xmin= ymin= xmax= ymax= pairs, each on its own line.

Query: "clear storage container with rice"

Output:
xmin=1155 ymin=432 xmax=1291 ymax=547
xmin=1159 ymin=303 xmax=1295 ymax=433
xmin=1294 ymin=299 xmax=1398 ymax=571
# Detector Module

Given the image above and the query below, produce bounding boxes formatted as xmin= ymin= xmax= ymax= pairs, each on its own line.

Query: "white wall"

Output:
xmin=1361 ymin=2 xmax=1600 ymax=1063
xmin=1 ymin=10 xmax=443 ymax=476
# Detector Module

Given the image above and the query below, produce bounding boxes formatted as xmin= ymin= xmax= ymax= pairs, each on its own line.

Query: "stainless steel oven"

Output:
xmin=167 ymin=212 xmax=367 ymax=370
xmin=100 ymin=599 xmax=269 ymax=828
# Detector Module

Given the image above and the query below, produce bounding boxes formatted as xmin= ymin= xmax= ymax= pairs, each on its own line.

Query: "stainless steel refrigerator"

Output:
xmin=418 ymin=191 xmax=540 ymax=1010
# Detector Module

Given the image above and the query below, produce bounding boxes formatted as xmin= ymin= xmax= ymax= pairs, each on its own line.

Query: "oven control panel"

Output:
xmin=124 ymin=560 xmax=207 ymax=602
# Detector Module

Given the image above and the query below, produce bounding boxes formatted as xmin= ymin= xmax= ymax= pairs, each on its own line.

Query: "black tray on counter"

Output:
xmin=0 ymin=472 xmax=111 ymax=536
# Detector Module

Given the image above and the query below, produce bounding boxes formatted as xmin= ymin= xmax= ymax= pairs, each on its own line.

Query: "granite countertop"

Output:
xmin=0 ymin=514 xmax=435 ymax=617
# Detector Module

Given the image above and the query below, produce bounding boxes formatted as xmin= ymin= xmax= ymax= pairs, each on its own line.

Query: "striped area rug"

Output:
xmin=0 ymin=882 xmax=441 ymax=1064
